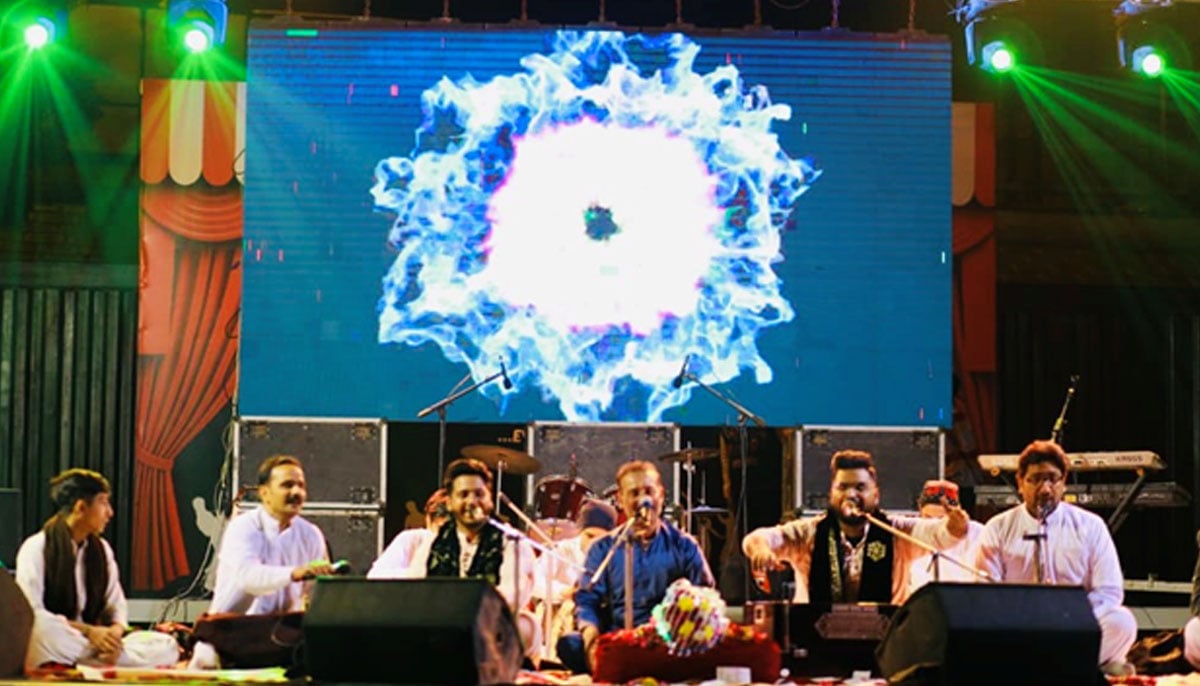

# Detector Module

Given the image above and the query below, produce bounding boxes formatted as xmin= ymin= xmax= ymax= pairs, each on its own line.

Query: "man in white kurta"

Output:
xmin=907 ymin=480 xmax=987 ymax=593
xmin=1182 ymin=530 xmax=1200 ymax=670
xmin=976 ymin=440 xmax=1137 ymax=674
xmin=744 ymin=451 xmax=968 ymax=606
xmin=366 ymin=489 xmax=447 ymax=580
xmin=191 ymin=456 xmax=332 ymax=668
xmin=16 ymin=469 xmax=176 ymax=669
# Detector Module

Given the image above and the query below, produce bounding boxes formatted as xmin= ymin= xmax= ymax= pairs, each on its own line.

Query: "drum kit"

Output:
xmin=458 ymin=443 xmax=729 ymax=541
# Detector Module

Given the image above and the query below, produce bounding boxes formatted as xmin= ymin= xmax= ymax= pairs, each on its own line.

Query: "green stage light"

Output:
xmin=23 ymin=17 xmax=53 ymax=49
xmin=182 ymin=23 xmax=213 ymax=53
xmin=1134 ymin=47 xmax=1165 ymax=77
xmin=167 ymin=0 xmax=227 ymax=54
xmin=982 ymin=41 xmax=1015 ymax=73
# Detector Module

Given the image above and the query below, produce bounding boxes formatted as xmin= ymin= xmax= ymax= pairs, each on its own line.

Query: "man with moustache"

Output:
xmin=743 ymin=450 xmax=968 ymax=605
xmin=559 ymin=460 xmax=714 ymax=674
xmin=190 ymin=455 xmax=333 ymax=668
xmin=976 ymin=440 xmax=1137 ymax=676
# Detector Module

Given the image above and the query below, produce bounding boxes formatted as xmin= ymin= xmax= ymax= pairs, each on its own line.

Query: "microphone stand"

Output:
xmin=1049 ymin=374 xmax=1079 ymax=445
xmin=677 ymin=370 xmax=765 ymax=603
xmin=586 ymin=515 xmax=644 ymax=628
xmin=854 ymin=509 xmax=993 ymax=582
xmin=1023 ymin=504 xmax=1052 ymax=584
xmin=416 ymin=368 xmax=507 ymax=486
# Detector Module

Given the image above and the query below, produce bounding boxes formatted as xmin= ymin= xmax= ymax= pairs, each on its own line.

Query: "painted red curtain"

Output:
xmin=134 ymin=79 xmax=244 ymax=590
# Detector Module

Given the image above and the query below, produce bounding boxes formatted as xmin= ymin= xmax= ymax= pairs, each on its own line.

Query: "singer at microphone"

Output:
xmin=743 ymin=449 xmax=972 ymax=605
xmin=976 ymin=440 xmax=1138 ymax=674
xmin=567 ymin=460 xmax=714 ymax=675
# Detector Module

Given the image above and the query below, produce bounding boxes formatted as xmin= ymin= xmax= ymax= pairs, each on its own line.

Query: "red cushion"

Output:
xmin=593 ymin=623 xmax=781 ymax=684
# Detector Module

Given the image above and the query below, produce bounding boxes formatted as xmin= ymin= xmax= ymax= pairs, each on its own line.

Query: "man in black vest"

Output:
xmin=742 ymin=450 xmax=968 ymax=605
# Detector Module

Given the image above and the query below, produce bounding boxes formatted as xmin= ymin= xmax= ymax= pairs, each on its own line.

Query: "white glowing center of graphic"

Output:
xmin=480 ymin=121 xmax=722 ymax=334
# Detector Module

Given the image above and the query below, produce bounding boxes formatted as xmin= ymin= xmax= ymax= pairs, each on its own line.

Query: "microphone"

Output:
xmin=500 ymin=360 xmax=513 ymax=390
xmin=635 ymin=496 xmax=655 ymax=520
xmin=672 ymin=355 xmax=690 ymax=388
xmin=841 ymin=500 xmax=863 ymax=519
xmin=1037 ymin=500 xmax=1054 ymax=521
xmin=330 ymin=559 xmax=352 ymax=575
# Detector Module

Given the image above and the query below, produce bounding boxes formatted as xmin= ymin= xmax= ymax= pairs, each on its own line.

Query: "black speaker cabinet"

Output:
xmin=304 ymin=578 xmax=522 ymax=685
xmin=876 ymin=583 xmax=1101 ymax=686
xmin=0 ymin=571 xmax=33 ymax=677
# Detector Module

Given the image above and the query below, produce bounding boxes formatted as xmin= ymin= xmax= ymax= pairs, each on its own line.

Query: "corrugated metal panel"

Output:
xmin=0 ymin=285 xmax=137 ymax=582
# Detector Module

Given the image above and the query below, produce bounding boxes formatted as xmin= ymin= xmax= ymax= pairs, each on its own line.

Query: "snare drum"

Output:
xmin=533 ymin=475 xmax=592 ymax=540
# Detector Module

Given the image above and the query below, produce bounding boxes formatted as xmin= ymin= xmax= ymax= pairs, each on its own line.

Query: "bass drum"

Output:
xmin=533 ymin=475 xmax=592 ymax=540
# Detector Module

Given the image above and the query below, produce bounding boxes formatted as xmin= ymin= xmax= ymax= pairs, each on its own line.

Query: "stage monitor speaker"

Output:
xmin=876 ymin=583 xmax=1101 ymax=686
xmin=0 ymin=571 xmax=33 ymax=677
xmin=303 ymin=578 xmax=522 ymax=685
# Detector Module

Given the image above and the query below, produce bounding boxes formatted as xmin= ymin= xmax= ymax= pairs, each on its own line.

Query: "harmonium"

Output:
xmin=746 ymin=601 xmax=897 ymax=677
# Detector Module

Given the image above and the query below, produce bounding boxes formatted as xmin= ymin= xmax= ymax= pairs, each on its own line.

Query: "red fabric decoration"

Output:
xmin=593 ymin=623 xmax=781 ymax=684
xmin=133 ymin=184 xmax=242 ymax=590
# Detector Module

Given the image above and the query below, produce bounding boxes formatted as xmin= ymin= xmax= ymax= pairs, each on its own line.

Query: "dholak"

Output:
xmin=534 ymin=475 xmax=592 ymax=539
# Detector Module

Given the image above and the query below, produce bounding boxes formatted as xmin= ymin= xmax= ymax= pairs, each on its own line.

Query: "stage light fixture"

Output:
xmin=5 ymin=4 xmax=67 ymax=51
xmin=167 ymin=0 xmax=227 ymax=54
xmin=1115 ymin=1 xmax=1191 ymax=77
xmin=956 ymin=0 xmax=1036 ymax=74
xmin=23 ymin=16 xmax=54 ymax=49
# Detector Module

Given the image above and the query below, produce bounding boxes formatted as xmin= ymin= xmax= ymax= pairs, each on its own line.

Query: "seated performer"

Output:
xmin=907 ymin=479 xmax=985 ymax=593
xmin=191 ymin=455 xmax=333 ymax=668
xmin=743 ymin=450 xmax=968 ymax=605
xmin=366 ymin=489 xmax=449 ymax=579
xmin=15 ymin=469 xmax=175 ymax=668
xmin=976 ymin=440 xmax=1137 ymax=676
xmin=559 ymin=460 xmax=715 ymax=674
xmin=533 ymin=499 xmax=618 ymax=662
xmin=398 ymin=458 xmax=539 ymax=655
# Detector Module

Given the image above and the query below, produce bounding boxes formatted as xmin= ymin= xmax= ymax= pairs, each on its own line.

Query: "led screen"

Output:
xmin=239 ymin=26 xmax=952 ymax=426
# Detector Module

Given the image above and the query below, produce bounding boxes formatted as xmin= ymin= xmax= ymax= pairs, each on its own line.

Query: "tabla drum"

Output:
xmin=533 ymin=475 xmax=592 ymax=540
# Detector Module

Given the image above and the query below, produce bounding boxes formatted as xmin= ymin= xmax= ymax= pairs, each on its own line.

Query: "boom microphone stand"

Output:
xmin=416 ymin=366 xmax=510 ymax=486
xmin=847 ymin=504 xmax=993 ymax=582
xmin=676 ymin=369 xmax=765 ymax=602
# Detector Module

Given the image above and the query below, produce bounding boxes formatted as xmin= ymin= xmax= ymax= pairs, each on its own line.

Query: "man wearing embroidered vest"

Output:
xmin=398 ymin=458 xmax=540 ymax=656
xmin=743 ymin=450 xmax=968 ymax=605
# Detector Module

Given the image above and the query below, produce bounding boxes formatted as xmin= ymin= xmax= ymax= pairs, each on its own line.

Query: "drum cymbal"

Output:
xmin=460 ymin=445 xmax=541 ymax=475
xmin=657 ymin=448 xmax=719 ymax=463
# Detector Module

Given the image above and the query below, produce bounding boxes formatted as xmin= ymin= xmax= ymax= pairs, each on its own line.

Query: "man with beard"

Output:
xmin=398 ymin=458 xmax=539 ymax=655
xmin=742 ymin=450 xmax=968 ymax=605
xmin=559 ymin=460 xmax=714 ymax=674
xmin=190 ymin=455 xmax=333 ymax=668
xmin=976 ymin=440 xmax=1137 ymax=676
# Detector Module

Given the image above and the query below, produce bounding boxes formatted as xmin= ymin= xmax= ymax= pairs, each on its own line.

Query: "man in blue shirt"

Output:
xmin=558 ymin=460 xmax=714 ymax=673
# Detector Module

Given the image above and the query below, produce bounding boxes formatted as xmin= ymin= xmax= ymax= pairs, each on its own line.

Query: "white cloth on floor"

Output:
xmin=976 ymin=501 xmax=1137 ymax=665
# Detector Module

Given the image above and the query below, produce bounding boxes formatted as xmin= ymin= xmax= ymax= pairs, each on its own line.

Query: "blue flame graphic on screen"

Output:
xmin=371 ymin=31 xmax=820 ymax=422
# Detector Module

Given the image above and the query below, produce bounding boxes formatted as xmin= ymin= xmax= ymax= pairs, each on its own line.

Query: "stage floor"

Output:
xmin=2 ymin=670 xmax=1200 ymax=686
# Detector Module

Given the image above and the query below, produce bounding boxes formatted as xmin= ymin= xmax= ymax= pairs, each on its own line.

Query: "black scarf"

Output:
xmin=42 ymin=515 xmax=111 ymax=626
xmin=426 ymin=520 xmax=505 ymax=587
xmin=808 ymin=510 xmax=894 ymax=604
